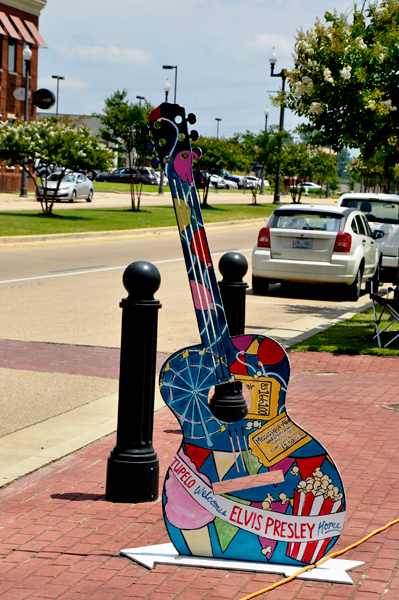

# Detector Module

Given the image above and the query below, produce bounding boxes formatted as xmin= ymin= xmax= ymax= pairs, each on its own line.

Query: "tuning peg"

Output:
xmin=187 ymin=113 xmax=196 ymax=125
xmin=190 ymin=130 xmax=199 ymax=142
xmin=146 ymin=141 xmax=155 ymax=152
xmin=141 ymin=124 xmax=150 ymax=136
xmin=151 ymin=158 xmax=160 ymax=168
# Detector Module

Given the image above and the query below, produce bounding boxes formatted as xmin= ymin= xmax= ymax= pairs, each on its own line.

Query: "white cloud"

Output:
xmin=37 ymin=76 xmax=91 ymax=92
xmin=55 ymin=41 xmax=153 ymax=66
xmin=251 ymin=34 xmax=294 ymax=55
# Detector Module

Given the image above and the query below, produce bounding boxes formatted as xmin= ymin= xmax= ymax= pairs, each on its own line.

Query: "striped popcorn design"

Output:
xmin=286 ymin=467 xmax=344 ymax=564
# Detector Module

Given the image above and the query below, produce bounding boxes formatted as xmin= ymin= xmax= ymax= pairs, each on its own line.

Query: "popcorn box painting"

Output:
xmin=148 ymin=102 xmax=346 ymax=567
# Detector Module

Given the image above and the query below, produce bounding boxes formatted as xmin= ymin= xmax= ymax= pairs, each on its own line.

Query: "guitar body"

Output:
xmin=147 ymin=103 xmax=346 ymax=566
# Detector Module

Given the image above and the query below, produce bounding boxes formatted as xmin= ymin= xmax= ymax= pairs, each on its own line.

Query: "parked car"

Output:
xmin=219 ymin=169 xmax=245 ymax=188
xmin=36 ymin=172 xmax=94 ymax=203
xmin=95 ymin=167 xmax=132 ymax=183
xmin=245 ymin=176 xmax=260 ymax=189
xmin=95 ymin=166 xmax=157 ymax=184
xmin=208 ymin=174 xmax=238 ymax=189
xmin=252 ymin=204 xmax=383 ymax=300
xmin=290 ymin=182 xmax=321 ymax=191
xmin=337 ymin=193 xmax=399 ymax=284
xmin=193 ymin=170 xmax=210 ymax=189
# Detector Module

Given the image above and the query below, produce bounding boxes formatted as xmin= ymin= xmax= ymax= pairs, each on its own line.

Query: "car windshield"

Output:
xmin=47 ymin=174 xmax=74 ymax=182
xmin=272 ymin=210 xmax=343 ymax=232
xmin=341 ymin=198 xmax=399 ymax=224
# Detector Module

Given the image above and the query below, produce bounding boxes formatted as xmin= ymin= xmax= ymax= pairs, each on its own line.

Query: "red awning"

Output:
xmin=24 ymin=20 xmax=48 ymax=48
xmin=11 ymin=16 xmax=35 ymax=44
xmin=0 ymin=12 xmax=21 ymax=39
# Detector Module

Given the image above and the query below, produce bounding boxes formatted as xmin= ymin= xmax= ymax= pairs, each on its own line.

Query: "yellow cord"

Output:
xmin=239 ymin=517 xmax=399 ymax=599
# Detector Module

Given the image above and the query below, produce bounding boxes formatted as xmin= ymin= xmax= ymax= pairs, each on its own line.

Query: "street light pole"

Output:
xmin=162 ymin=65 xmax=177 ymax=103
xmin=158 ymin=81 xmax=172 ymax=196
xmin=215 ymin=118 xmax=222 ymax=139
xmin=269 ymin=48 xmax=286 ymax=204
xmin=260 ymin=107 xmax=270 ymax=196
xmin=164 ymin=79 xmax=171 ymax=103
xmin=264 ymin=106 xmax=269 ymax=132
xmin=51 ymin=75 xmax=65 ymax=117
xmin=136 ymin=95 xmax=145 ymax=106
xmin=20 ymin=44 xmax=32 ymax=198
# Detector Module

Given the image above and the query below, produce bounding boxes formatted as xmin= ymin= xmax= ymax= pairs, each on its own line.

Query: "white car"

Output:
xmin=290 ymin=182 xmax=321 ymax=191
xmin=337 ymin=193 xmax=399 ymax=284
xmin=37 ymin=172 xmax=93 ymax=203
xmin=252 ymin=204 xmax=383 ymax=301
xmin=209 ymin=174 xmax=238 ymax=189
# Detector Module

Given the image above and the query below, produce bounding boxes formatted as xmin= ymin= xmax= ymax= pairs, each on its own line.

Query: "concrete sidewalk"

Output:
xmin=0 ymin=351 xmax=399 ymax=599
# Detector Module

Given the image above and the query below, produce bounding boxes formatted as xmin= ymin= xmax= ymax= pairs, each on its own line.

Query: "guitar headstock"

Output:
xmin=145 ymin=103 xmax=200 ymax=175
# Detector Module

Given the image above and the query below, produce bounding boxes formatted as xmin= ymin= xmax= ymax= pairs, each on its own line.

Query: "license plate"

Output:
xmin=293 ymin=238 xmax=312 ymax=249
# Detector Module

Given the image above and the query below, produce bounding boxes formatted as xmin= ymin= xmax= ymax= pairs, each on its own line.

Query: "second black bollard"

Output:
xmin=105 ymin=261 xmax=161 ymax=503
xmin=209 ymin=252 xmax=249 ymax=422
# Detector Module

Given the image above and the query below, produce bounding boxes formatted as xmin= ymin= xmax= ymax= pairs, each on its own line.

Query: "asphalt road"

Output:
xmin=0 ymin=221 xmax=372 ymax=354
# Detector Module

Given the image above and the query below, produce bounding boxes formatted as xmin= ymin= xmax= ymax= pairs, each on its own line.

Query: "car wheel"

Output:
xmin=86 ymin=189 xmax=93 ymax=203
xmin=347 ymin=268 xmax=362 ymax=301
xmin=69 ymin=190 xmax=77 ymax=203
xmin=252 ymin=275 xmax=270 ymax=295
xmin=365 ymin=259 xmax=381 ymax=294
xmin=224 ymin=184 xmax=229 ymax=189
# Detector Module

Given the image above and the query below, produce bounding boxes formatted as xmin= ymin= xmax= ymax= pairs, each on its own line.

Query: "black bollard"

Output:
xmin=209 ymin=252 xmax=249 ymax=422
xmin=105 ymin=261 xmax=161 ymax=503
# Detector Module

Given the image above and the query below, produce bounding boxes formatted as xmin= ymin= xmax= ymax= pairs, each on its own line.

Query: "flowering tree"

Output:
xmin=0 ymin=119 xmax=113 ymax=215
xmin=285 ymin=0 xmax=399 ymax=167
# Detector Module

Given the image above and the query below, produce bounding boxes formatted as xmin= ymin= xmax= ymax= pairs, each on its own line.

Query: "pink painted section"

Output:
xmin=190 ymin=280 xmax=215 ymax=311
xmin=164 ymin=448 xmax=214 ymax=530
xmin=174 ymin=150 xmax=200 ymax=185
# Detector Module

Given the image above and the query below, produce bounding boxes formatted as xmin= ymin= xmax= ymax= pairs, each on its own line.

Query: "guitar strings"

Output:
xmin=183 ymin=179 xmax=231 ymax=378
xmin=173 ymin=173 xmax=230 ymax=382
xmin=169 ymin=174 xmax=220 ymax=373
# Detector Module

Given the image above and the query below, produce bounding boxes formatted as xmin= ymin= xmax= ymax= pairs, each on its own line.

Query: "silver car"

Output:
xmin=37 ymin=172 xmax=94 ymax=203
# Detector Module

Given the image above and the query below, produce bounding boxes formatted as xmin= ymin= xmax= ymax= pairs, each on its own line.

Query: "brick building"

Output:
xmin=0 ymin=0 xmax=47 ymax=192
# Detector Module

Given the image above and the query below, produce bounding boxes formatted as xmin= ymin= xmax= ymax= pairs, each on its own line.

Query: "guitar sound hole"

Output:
xmin=207 ymin=382 xmax=250 ymax=423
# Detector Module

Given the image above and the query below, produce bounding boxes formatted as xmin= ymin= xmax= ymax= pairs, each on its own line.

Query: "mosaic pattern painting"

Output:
xmin=147 ymin=103 xmax=346 ymax=566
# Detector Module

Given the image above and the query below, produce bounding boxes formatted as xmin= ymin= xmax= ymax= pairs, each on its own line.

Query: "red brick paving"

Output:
xmin=0 ymin=339 xmax=169 ymax=379
xmin=1 ymin=351 xmax=399 ymax=598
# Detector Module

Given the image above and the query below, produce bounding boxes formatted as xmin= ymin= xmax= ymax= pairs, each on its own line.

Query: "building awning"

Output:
xmin=11 ymin=16 xmax=35 ymax=44
xmin=24 ymin=20 xmax=48 ymax=48
xmin=0 ymin=12 xmax=21 ymax=39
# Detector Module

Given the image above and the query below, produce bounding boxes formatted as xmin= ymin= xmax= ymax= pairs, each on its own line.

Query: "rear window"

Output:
xmin=341 ymin=198 xmax=399 ymax=224
xmin=271 ymin=210 xmax=343 ymax=232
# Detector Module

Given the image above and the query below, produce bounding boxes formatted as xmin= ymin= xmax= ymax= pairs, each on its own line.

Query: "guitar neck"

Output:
xmin=168 ymin=168 xmax=232 ymax=383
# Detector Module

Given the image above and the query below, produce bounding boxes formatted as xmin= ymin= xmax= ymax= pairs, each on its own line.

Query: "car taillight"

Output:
xmin=257 ymin=226 xmax=270 ymax=248
xmin=333 ymin=231 xmax=352 ymax=253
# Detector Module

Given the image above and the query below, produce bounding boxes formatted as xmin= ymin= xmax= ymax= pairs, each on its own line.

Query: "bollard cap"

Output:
xmin=123 ymin=261 xmax=161 ymax=301
xmin=218 ymin=252 xmax=248 ymax=283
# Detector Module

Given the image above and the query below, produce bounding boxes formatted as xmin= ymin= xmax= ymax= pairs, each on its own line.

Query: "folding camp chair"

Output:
xmin=370 ymin=282 xmax=399 ymax=348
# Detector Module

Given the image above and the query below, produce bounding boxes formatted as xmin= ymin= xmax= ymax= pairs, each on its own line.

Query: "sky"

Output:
xmin=36 ymin=0 xmax=359 ymax=140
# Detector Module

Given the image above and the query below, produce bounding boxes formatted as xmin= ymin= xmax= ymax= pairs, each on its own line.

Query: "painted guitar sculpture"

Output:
xmin=147 ymin=103 xmax=346 ymax=566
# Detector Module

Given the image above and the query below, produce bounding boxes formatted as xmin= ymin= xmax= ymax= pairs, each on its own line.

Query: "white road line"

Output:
xmin=0 ymin=248 xmax=253 ymax=284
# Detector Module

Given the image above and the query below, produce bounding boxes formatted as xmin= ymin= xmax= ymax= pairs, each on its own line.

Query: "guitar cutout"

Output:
xmin=147 ymin=103 xmax=346 ymax=566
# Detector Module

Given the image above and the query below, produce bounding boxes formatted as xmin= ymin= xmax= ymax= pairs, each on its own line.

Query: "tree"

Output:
xmin=194 ymin=136 xmax=246 ymax=206
xmin=337 ymin=148 xmax=352 ymax=178
xmin=240 ymin=127 xmax=290 ymax=202
xmin=0 ymin=118 xmax=113 ymax=215
xmin=94 ymin=90 xmax=153 ymax=211
xmin=285 ymin=0 xmax=399 ymax=168
xmin=311 ymin=148 xmax=338 ymax=196
xmin=281 ymin=142 xmax=313 ymax=203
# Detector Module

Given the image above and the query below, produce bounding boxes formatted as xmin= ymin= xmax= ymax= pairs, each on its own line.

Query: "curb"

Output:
xmin=0 ymin=218 xmax=267 ymax=246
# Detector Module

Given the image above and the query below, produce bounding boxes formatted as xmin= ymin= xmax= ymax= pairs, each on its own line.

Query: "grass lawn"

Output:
xmin=0 ymin=203 xmax=275 ymax=237
xmin=291 ymin=306 xmax=399 ymax=356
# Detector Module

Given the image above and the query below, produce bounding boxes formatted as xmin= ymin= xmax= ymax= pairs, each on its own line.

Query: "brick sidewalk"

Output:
xmin=0 ymin=340 xmax=169 ymax=379
xmin=1 ymin=351 xmax=399 ymax=599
